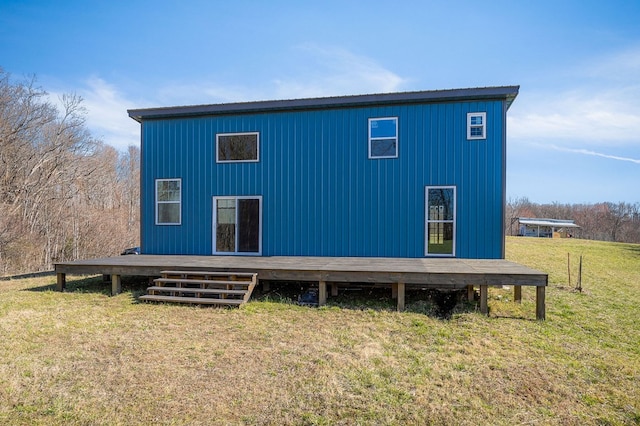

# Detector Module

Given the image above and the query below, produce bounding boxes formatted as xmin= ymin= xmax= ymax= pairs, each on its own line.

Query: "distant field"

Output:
xmin=0 ymin=237 xmax=638 ymax=425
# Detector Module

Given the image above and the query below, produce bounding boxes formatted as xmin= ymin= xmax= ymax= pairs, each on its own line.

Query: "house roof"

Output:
xmin=518 ymin=218 xmax=580 ymax=228
xmin=128 ymin=86 xmax=519 ymax=122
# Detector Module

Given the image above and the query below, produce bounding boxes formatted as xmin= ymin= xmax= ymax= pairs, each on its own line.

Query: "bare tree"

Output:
xmin=0 ymin=69 xmax=140 ymax=274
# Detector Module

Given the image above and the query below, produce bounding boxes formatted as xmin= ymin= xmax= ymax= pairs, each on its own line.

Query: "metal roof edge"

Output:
xmin=127 ymin=85 xmax=520 ymax=122
xmin=518 ymin=218 xmax=581 ymax=228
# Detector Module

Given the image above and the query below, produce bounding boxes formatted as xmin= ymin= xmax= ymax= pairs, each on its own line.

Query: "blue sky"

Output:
xmin=1 ymin=0 xmax=639 ymax=204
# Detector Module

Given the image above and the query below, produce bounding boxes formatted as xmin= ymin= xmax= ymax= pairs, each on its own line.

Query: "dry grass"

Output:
xmin=0 ymin=237 xmax=638 ymax=425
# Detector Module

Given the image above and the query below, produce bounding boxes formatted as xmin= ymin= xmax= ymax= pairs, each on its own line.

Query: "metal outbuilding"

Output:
xmin=517 ymin=217 xmax=580 ymax=238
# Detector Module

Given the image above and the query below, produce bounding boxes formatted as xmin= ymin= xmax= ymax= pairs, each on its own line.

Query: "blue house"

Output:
xmin=128 ymin=86 xmax=518 ymax=260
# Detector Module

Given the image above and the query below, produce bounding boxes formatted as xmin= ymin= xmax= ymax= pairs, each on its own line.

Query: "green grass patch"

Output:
xmin=0 ymin=237 xmax=638 ymax=425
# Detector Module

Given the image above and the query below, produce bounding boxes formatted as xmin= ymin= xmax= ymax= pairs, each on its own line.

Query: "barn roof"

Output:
xmin=518 ymin=218 xmax=580 ymax=228
xmin=128 ymin=86 xmax=519 ymax=122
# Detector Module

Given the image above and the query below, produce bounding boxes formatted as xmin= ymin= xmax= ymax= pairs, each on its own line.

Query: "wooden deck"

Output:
xmin=54 ymin=255 xmax=548 ymax=319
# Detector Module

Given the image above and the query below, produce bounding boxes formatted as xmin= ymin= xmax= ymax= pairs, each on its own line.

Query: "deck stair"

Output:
xmin=139 ymin=270 xmax=258 ymax=307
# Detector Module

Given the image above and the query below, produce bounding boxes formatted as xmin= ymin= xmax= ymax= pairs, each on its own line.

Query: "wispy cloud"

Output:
xmin=509 ymin=88 xmax=640 ymax=145
xmin=78 ymin=77 xmax=141 ymax=150
xmin=272 ymin=44 xmax=407 ymax=98
xmin=509 ymin=46 xmax=640 ymax=147
xmin=549 ymin=145 xmax=640 ymax=165
xmin=585 ymin=45 xmax=640 ymax=82
xmin=155 ymin=82 xmax=259 ymax=106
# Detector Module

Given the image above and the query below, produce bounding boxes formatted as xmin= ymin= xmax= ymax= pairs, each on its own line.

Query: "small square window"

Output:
xmin=368 ymin=117 xmax=398 ymax=159
xmin=216 ymin=132 xmax=259 ymax=162
xmin=467 ymin=112 xmax=486 ymax=140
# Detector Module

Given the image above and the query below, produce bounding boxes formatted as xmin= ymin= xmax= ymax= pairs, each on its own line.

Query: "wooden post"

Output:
xmin=111 ymin=274 xmax=122 ymax=296
xmin=480 ymin=285 xmax=488 ymax=315
xmin=330 ymin=283 xmax=338 ymax=297
xmin=391 ymin=282 xmax=398 ymax=299
xmin=536 ymin=286 xmax=546 ymax=320
xmin=577 ymin=255 xmax=583 ymax=292
xmin=514 ymin=285 xmax=522 ymax=303
xmin=396 ymin=282 xmax=405 ymax=312
xmin=466 ymin=285 xmax=474 ymax=301
xmin=56 ymin=273 xmax=66 ymax=292
xmin=318 ymin=281 xmax=327 ymax=306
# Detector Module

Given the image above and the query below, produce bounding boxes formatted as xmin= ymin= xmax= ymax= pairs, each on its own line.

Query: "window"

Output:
xmin=156 ymin=179 xmax=181 ymax=225
xmin=467 ymin=112 xmax=486 ymax=140
xmin=368 ymin=117 xmax=398 ymax=158
xmin=213 ymin=196 xmax=262 ymax=255
xmin=425 ymin=186 xmax=456 ymax=256
xmin=216 ymin=132 xmax=259 ymax=162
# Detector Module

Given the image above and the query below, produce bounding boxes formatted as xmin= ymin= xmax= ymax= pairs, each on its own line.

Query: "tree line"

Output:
xmin=0 ymin=68 xmax=139 ymax=275
xmin=506 ymin=197 xmax=640 ymax=243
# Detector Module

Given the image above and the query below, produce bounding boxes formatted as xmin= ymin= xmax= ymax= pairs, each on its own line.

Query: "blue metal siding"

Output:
xmin=141 ymin=100 xmax=506 ymax=258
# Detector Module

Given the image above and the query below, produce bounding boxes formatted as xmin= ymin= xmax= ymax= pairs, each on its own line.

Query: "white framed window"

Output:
xmin=467 ymin=112 xmax=486 ymax=140
xmin=425 ymin=186 xmax=456 ymax=257
xmin=156 ymin=178 xmax=181 ymax=225
xmin=213 ymin=196 xmax=262 ymax=255
xmin=368 ymin=117 xmax=398 ymax=159
xmin=216 ymin=132 xmax=259 ymax=162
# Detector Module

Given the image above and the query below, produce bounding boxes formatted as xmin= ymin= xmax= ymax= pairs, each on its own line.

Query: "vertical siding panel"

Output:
xmin=302 ymin=112 xmax=311 ymax=255
xmin=286 ymin=112 xmax=294 ymax=255
xmin=463 ymin=102 xmax=474 ymax=258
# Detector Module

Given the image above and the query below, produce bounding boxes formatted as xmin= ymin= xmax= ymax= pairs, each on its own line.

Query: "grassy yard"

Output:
xmin=0 ymin=237 xmax=638 ymax=425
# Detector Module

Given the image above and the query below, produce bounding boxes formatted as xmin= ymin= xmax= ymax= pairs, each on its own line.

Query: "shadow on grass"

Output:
xmin=624 ymin=244 xmax=640 ymax=257
xmin=24 ymin=275 xmax=151 ymax=297
xmin=0 ymin=270 xmax=55 ymax=281
xmin=490 ymin=314 xmax=540 ymax=322
xmin=23 ymin=276 xmax=477 ymax=319
xmin=253 ymin=281 xmax=476 ymax=320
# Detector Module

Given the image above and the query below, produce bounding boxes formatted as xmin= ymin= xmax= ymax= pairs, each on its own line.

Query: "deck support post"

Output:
xmin=514 ymin=285 xmax=522 ymax=303
xmin=466 ymin=285 xmax=474 ymax=301
xmin=330 ymin=283 xmax=338 ymax=297
xmin=318 ymin=280 xmax=327 ymax=306
xmin=391 ymin=283 xmax=398 ymax=299
xmin=396 ymin=282 xmax=405 ymax=312
xmin=56 ymin=273 xmax=66 ymax=292
xmin=111 ymin=274 xmax=122 ymax=296
xmin=536 ymin=286 xmax=546 ymax=320
xmin=479 ymin=285 xmax=488 ymax=315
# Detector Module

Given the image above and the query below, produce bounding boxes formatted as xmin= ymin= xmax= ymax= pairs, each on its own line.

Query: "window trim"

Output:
xmin=155 ymin=178 xmax=182 ymax=226
xmin=212 ymin=195 xmax=263 ymax=256
xmin=216 ymin=132 xmax=260 ymax=163
xmin=467 ymin=112 xmax=486 ymax=140
xmin=424 ymin=185 xmax=456 ymax=257
xmin=368 ymin=117 xmax=398 ymax=159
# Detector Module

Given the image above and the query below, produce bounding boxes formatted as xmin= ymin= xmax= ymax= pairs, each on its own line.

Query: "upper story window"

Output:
xmin=216 ymin=132 xmax=259 ymax=162
xmin=467 ymin=112 xmax=486 ymax=140
xmin=368 ymin=117 xmax=398 ymax=159
xmin=156 ymin=178 xmax=181 ymax=225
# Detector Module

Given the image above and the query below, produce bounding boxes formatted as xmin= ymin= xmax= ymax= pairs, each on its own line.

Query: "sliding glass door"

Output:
xmin=213 ymin=196 xmax=262 ymax=255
